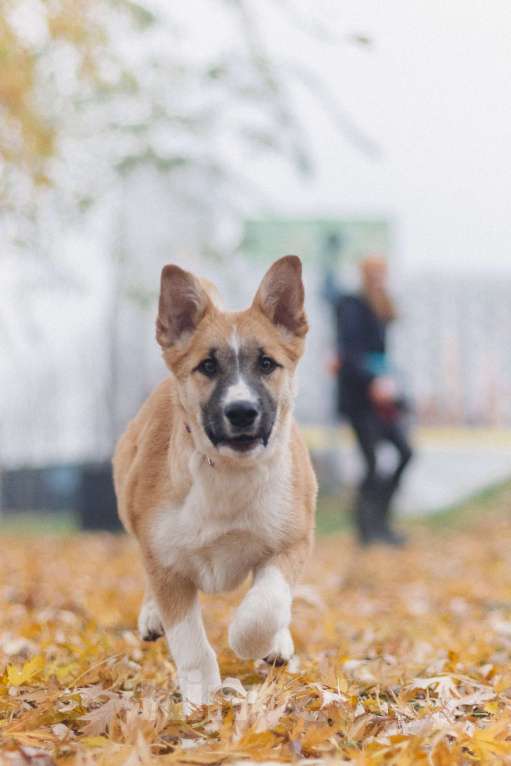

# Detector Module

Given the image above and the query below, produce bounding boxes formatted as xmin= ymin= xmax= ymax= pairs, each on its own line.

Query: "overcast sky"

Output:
xmin=213 ymin=0 xmax=511 ymax=275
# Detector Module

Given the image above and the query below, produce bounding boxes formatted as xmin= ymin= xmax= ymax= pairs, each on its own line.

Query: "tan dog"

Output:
xmin=113 ymin=255 xmax=317 ymax=711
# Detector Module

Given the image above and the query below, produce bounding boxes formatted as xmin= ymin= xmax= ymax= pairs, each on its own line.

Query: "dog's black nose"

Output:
xmin=225 ymin=401 xmax=259 ymax=428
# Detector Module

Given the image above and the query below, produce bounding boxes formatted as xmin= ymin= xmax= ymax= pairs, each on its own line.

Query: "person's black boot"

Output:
xmin=353 ymin=486 xmax=377 ymax=546
xmin=374 ymin=476 xmax=407 ymax=547
xmin=354 ymin=488 xmax=370 ymax=545
xmin=354 ymin=483 xmax=384 ymax=546
xmin=375 ymin=525 xmax=407 ymax=547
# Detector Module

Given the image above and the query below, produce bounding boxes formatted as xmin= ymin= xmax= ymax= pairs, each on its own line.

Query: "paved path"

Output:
xmin=304 ymin=427 xmax=511 ymax=516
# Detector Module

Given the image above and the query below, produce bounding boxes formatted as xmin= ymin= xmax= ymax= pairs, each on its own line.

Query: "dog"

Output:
xmin=113 ymin=255 xmax=317 ymax=712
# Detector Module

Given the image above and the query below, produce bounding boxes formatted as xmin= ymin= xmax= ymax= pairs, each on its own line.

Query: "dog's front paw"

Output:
xmin=229 ymin=617 xmax=274 ymax=660
xmin=229 ymin=596 xmax=290 ymax=660
xmin=138 ymin=599 xmax=164 ymax=642
xmin=263 ymin=627 xmax=294 ymax=666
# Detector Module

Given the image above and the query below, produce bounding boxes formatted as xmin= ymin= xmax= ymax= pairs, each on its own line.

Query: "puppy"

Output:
xmin=113 ymin=255 xmax=317 ymax=711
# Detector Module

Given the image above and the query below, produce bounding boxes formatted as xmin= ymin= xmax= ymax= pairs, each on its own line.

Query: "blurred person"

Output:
xmin=334 ymin=256 xmax=413 ymax=546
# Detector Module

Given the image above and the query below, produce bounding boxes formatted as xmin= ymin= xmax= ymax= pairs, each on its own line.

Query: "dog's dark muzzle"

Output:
xmin=205 ymin=403 xmax=273 ymax=453
xmin=224 ymin=400 xmax=260 ymax=430
xmin=202 ymin=375 xmax=277 ymax=454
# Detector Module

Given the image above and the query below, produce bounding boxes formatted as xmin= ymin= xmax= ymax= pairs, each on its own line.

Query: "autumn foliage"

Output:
xmin=2 ymin=495 xmax=511 ymax=764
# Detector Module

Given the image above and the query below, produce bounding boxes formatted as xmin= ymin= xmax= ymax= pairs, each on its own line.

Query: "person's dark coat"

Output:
xmin=335 ymin=294 xmax=387 ymax=416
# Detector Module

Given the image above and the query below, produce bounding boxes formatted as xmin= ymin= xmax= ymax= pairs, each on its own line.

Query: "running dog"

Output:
xmin=113 ymin=255 xmax=317 ymax=711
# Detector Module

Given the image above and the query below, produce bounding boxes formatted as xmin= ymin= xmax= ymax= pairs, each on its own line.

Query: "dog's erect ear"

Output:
xmin=252 ymin=255 xmax=308 ymax=337
xmin=156 ymin=265 xmax=211 ymax=348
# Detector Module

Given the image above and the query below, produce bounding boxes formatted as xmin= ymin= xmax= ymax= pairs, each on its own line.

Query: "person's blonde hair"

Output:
xmin=360 ymin=255 xmax=397 ymax=322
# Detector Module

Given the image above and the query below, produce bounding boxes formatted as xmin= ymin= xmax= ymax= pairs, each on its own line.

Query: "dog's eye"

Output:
xmin=197 ymin=358 xmax=218 ymax=378
xmin=259 ymin=356 xmax=277 ymax=375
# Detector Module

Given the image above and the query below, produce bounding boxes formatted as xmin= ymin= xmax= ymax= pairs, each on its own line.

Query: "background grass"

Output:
xmin=1 ymin=477 xmax=509 ymax=537
xmin=315 ymin=477 xmax=511 ymax=537
xmin=0 ymin=511 xmax=79 ymax=535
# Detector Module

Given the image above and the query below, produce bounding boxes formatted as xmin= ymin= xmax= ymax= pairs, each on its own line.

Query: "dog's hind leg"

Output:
xmin=138 ymin=574 xmax=164 ymax=641
xmin=138 ymin=595 xmax=164 ymax=642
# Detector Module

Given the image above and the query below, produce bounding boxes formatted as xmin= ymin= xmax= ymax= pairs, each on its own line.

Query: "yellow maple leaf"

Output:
xmin=484 ymin=700 xmax=500 ymax=715
xmin=470 ymin=721 xmax=511 ymax=758
xmin=7 ymin=655 xmax=45 ymax=687
xmin=81 ymin=735 xmax=109 ymax=748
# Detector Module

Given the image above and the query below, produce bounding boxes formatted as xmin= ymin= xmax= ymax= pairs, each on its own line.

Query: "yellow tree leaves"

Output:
xmin=0 ymin=0 xmax=99 ymax=188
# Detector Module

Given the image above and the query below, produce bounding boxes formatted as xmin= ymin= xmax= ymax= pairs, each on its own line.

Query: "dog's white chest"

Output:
xmin=150 ymin=457 xmax=291 ymax=593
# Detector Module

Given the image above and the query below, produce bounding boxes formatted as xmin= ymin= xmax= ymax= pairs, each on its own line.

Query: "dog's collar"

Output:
xmin=185 ymin=423 xmax=215 ymax=468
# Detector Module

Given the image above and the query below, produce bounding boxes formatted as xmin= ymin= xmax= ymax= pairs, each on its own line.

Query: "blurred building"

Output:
xmin=393 ymin=273 xmax=511 ymax=426
xmin=2 ymin=219 xmax=511 ymax=476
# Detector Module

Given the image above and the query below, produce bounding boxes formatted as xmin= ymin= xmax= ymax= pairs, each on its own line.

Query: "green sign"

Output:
xmin=241 ymin=218 xmax=391 ymax=268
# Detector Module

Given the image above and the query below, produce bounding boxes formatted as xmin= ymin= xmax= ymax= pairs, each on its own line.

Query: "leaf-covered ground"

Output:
xmin=2 ymin=490 xmax=511 ymax=765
